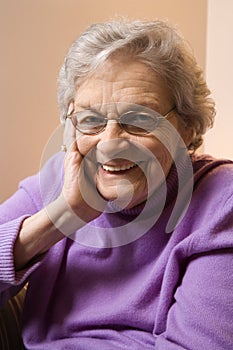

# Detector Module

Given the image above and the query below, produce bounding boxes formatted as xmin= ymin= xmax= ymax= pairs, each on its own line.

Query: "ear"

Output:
xmin=67 ymin=101 xmax=75 ymax=116
xmin=60 ymin=101 xmax=75 ymax=125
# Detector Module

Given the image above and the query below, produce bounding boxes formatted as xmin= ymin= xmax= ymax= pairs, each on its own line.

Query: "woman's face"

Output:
xmin=72 ymin=57 xmax=190 ymax=209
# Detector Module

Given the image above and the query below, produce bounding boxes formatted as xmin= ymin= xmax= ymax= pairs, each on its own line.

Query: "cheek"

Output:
xmin=144 ymin=138 xmax=173 ymax=176
xmin=151 ymin=122 xmax=186 ymax=159
xmin=76 ymin=134 xmax=96 ymax=156
xmin=143 ymin=137 xmax=169 ymax=159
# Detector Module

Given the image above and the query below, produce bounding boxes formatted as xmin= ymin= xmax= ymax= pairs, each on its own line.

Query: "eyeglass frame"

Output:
xmin=65 ymin=105 xmax=176 ymax=136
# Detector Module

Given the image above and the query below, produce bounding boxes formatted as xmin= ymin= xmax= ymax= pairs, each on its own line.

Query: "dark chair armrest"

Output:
xmin=0 ymin=286 xmax=27 ymax=349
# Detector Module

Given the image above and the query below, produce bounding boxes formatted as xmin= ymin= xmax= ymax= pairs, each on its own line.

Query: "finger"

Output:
xmin=63 ymin=127 xmax=83 ymax=172
xmin=78 ymin=158 xmax=107 ymax=213
xmin=63 ymin=118 xmax=77 ymax=152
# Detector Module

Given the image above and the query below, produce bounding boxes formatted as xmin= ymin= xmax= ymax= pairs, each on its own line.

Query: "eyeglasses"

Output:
xmin=66 ymin=105 xmax=175 ymax=136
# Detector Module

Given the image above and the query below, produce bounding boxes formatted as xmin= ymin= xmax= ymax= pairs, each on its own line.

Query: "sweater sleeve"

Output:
xmin=155 ymin=165 xmax=233 ymax=350
xmin=155 ymin=249 xmax=233 ymax=349
xmin=0 ymin=184 xmax=42 ymax=306
xmin=0 ymin=152 xmax=65 ymax=306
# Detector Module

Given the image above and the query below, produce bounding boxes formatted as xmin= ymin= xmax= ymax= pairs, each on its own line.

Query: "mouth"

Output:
xmin=101 ymin=162 xmax=137 ymax=172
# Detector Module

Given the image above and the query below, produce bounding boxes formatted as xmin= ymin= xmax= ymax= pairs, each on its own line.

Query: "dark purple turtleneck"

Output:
xmin=0 ymin=152 xmax=232 ymax=349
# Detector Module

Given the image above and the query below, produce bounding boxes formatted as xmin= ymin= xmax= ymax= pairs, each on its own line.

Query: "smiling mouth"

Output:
xmin=101 ymin=163 xmax=137 ymax=172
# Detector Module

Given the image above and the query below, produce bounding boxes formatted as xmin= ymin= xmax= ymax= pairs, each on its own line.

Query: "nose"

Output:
xmin=99 ymin=111 xmax=128 ymax=140
xmin=96 ymin=137 xmax=131 ymax=163
xmin=103 ymin=116 xmax=124 ymax=137
xmin=96 ymin=117 xmax=131 ymax=161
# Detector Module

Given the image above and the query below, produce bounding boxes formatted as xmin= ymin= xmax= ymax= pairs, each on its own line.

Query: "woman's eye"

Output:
xmin=133 ymin=114 xmax=152 ymax=123
xmin=125 ymin=113 xmax=155 ymax=126
xmin=79 ymin=115 xmax=104 ymax=126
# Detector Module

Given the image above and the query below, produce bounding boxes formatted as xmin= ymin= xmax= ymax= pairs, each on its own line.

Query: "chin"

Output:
xmin=96 ymin=186 xmax=117 ymax=201
xmin=97 ymin=185 xmax=147 ymax=210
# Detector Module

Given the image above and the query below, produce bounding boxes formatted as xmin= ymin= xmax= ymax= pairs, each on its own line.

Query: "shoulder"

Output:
xmin=171 ymin=154 xmax=233 ymax=253
xmin=192 ymin=153 xmax=233 ymax=175
xmin=192 ymin=153 xmax=233 ymax=200
xmin=19 ymin=152 xmax=65 ymax=208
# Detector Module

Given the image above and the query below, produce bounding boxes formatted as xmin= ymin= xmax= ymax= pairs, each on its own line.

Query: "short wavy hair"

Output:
xmin=58 ymin=19 xmax=215 ymax=151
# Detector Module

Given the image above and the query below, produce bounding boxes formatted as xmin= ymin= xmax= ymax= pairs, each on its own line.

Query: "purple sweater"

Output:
xmin=0 ymin=152 xmax=232 ymax=349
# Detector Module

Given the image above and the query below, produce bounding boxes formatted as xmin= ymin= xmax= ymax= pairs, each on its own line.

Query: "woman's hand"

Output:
xmin=14 ymin=115 xmax=104 ymax=270
xmin=61 ymin=117 xmax=104 ymax=224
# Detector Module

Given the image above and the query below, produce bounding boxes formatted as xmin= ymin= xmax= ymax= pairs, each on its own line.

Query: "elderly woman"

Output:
xmin=0 ymin=19 xmax=232 ymax=350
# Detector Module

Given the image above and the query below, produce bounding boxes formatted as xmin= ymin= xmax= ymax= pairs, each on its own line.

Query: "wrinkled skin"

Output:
xmin=62 ymin=56 xmax=192 ymax=215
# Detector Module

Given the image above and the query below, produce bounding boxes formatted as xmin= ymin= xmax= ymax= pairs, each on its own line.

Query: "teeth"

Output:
xmin=102 ymin=163 xmax=136 ymax=172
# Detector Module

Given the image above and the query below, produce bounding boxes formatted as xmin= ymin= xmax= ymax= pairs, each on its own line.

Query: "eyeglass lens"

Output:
xmin=70 ymin=109 xmax=163 ymax=135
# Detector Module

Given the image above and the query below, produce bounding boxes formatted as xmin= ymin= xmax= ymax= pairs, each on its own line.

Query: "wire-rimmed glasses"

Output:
xmin=66 ymin=104 xmax=175 ymax=136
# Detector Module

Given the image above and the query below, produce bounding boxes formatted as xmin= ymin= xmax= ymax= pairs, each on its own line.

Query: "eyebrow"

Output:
xmin=75 ymin=101 xmax=160 ymax=114
xmin=131 ymin=101 xmax=160 ymax=112
xmin=75 ymin=105 xmax=101 ymax=113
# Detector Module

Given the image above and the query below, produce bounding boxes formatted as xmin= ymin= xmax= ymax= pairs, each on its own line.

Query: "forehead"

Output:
xmin=74 ymin=58 xmax=172 ymax=111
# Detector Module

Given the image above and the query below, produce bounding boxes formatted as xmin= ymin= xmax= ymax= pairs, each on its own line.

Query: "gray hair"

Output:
xmin=58 ymin=19 xmax=215 ymax=151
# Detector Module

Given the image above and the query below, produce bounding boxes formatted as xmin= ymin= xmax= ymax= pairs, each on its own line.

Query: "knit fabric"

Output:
xmin=0 ymin=152 xmax=232 ymax=349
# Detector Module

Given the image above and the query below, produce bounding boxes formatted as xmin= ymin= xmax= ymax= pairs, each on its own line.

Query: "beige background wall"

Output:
xmin=205 ymin=0 xmax=233 ymax=160
xmin=0 ymin=0 xmax=207 ymax=202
